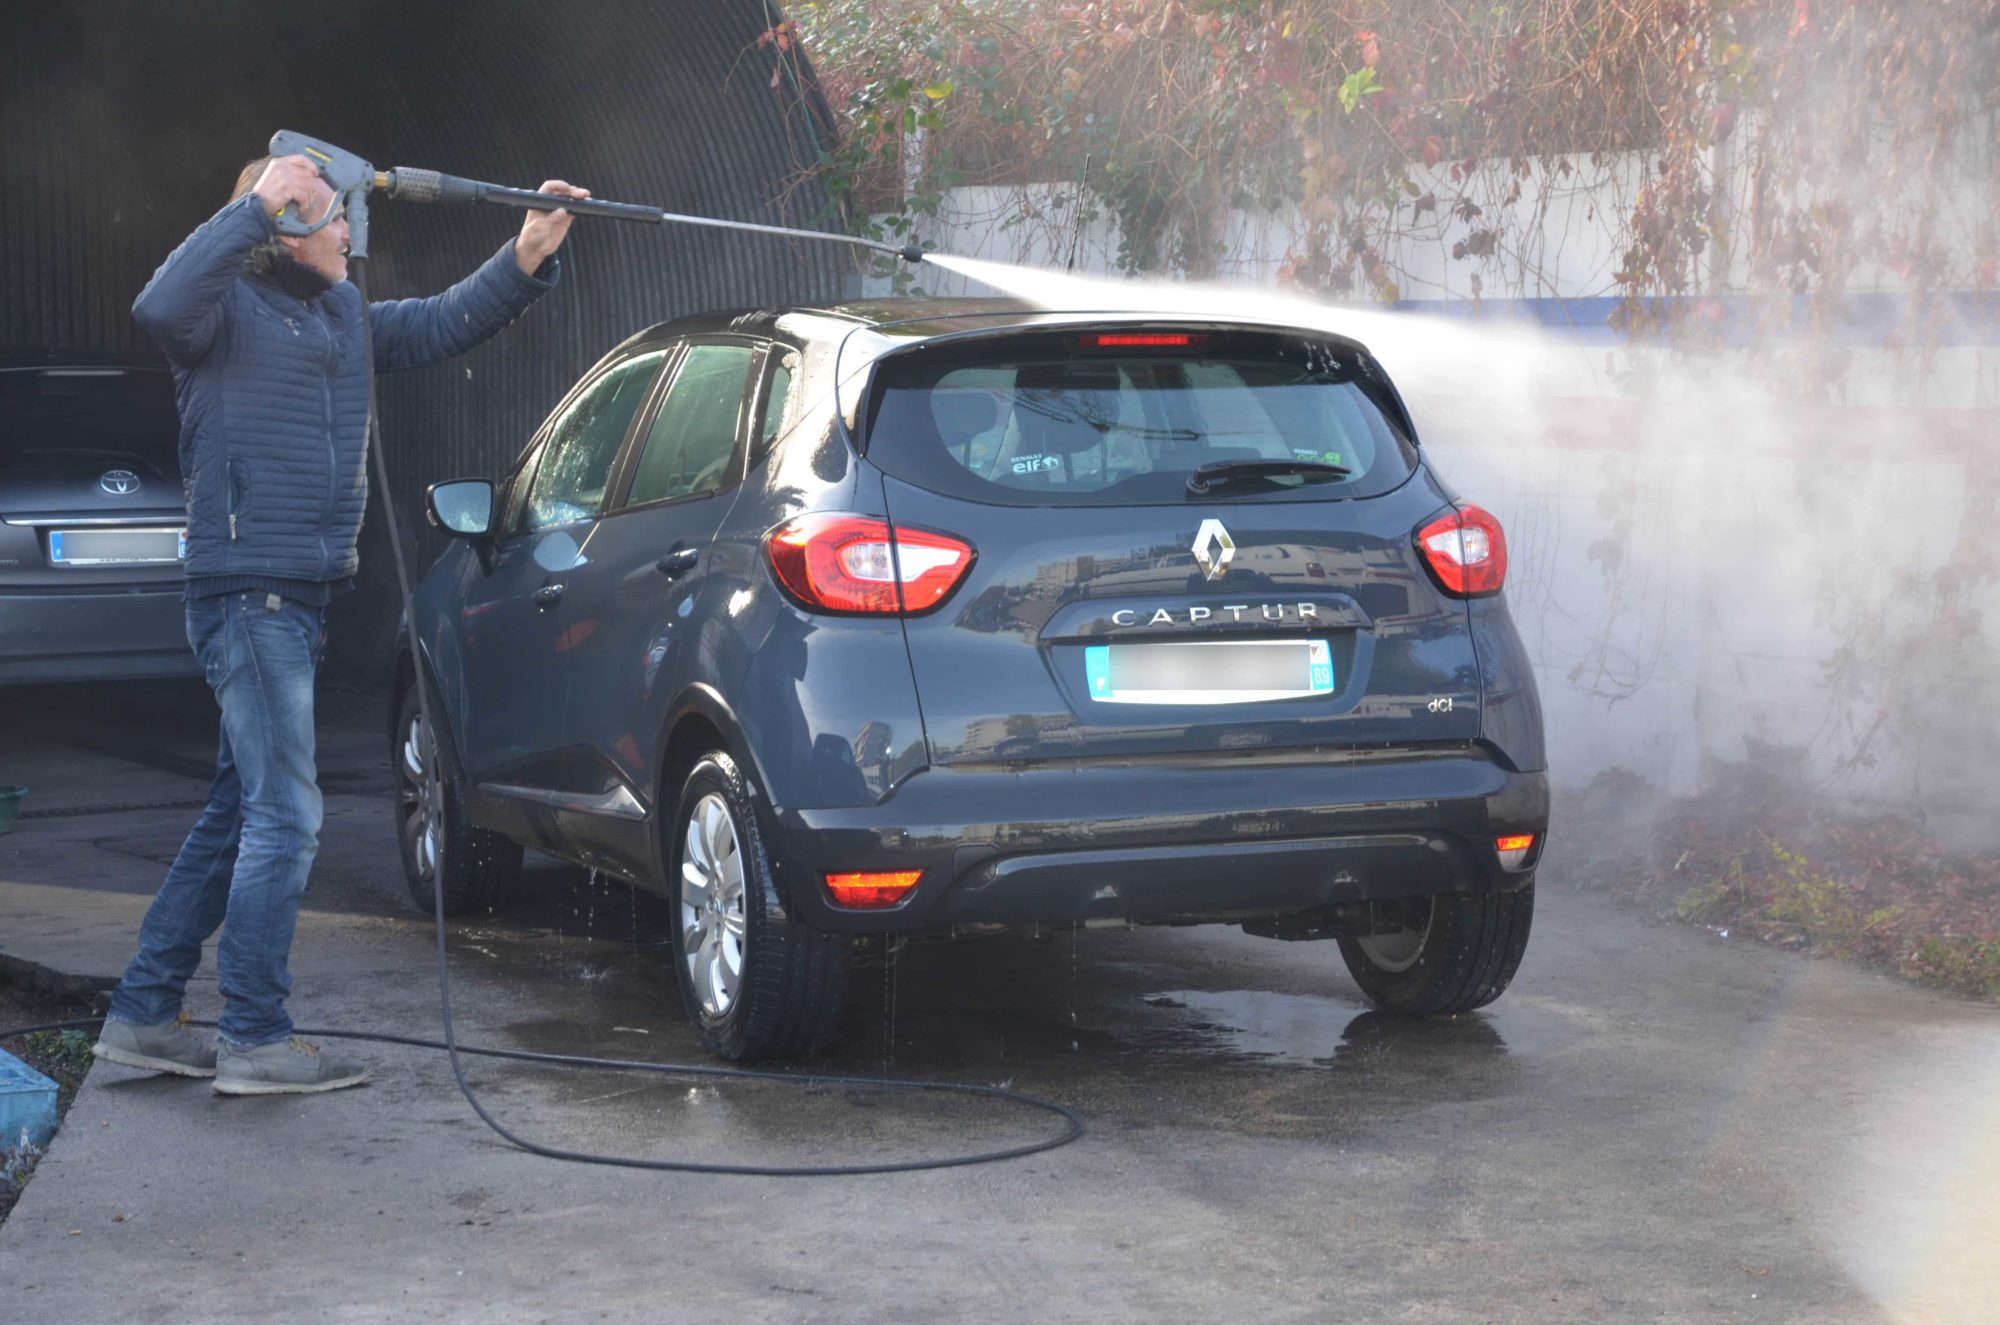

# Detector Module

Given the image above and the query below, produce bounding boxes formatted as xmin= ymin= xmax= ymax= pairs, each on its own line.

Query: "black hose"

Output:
xmin=3 ymin=1014 xmax=1083 ymax=1176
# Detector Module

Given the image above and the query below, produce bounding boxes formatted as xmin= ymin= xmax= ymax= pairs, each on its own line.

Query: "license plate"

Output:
xmin=48 ymin=528 xmax=186 ymax=566
xmin=1084 ymin=639 xmax=1334 ymax=705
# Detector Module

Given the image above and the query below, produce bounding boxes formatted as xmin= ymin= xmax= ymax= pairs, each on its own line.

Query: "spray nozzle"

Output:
xmin=898 ymin=244 xmax=927 ymax=265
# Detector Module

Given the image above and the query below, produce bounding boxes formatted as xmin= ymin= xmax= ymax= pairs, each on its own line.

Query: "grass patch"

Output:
xmin=1 ymin=983 xmax=98 ymax=1227
xmin=1907 ymin=935 xmax=2000 ymax=1000
xmin=1670 ymin=837 xmax=1902 ymax=954
xmin=1559 ymin=754 xmax=2000 ymax=1003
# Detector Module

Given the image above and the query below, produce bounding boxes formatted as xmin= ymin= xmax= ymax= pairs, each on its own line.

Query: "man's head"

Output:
xmin=231 ymin=156 xmax=349 ymax=284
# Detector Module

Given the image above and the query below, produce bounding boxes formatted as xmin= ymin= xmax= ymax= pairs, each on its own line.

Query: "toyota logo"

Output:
xmin=100 ymin=469 xmax=142 ymax=496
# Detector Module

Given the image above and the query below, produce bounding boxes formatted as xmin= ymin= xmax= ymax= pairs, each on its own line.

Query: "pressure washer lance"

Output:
xmin=0 ymin=135 xmax=1076 ymax=1177
xmin=265 ymin=129 xmax=928 ymax=264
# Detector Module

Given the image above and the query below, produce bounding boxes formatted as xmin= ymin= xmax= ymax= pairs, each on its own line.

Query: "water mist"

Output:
xmin=918 ymin=251 xmax=2000 ymax=849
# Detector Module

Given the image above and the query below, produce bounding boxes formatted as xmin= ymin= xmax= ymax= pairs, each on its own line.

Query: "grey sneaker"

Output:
xmin=92 ymin=1013 xmax=217 ymax=1078
xmin=212 ymin=1036 xmax=370 ymax=1096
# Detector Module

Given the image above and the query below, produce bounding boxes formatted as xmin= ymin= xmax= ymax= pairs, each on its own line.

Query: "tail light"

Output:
xmin=1495 ymin=833 xmax=1537 ymax=870
xmin=1415 ymin=503 xmax=1507 ymax=597
xmin=765 ymin=514 xmax=975 ymax=615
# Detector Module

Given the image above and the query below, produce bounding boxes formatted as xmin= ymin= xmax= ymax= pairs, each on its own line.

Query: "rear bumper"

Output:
xmin=0 ymin=588 xmax=198 ymax=684
xmin=765 ymin=747 xmax=1547 ymax=934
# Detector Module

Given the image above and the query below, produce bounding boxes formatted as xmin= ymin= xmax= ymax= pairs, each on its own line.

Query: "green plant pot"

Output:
xmin=0 ymin=786 xmax=25 ymax=835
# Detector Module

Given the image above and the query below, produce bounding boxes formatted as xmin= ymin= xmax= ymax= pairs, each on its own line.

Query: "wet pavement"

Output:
xmin=1 ymin=681 xmax=1996 ymax=1322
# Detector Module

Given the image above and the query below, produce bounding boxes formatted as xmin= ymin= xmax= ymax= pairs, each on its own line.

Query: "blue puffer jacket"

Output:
xmin=132 ymin=193 xmax=559 ymax=588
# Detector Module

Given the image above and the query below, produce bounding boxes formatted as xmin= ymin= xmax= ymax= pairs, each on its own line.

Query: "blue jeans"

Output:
xmin=109 ymin=593 xmax=326 ymax=1048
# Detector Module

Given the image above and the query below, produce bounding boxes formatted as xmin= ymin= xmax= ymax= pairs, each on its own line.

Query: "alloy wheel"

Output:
xmin=1354 ymin=897 xmax=1435 ymax=974
xmin=398 ymin=713 xmax=440 ymax=883
xmin=679 ymin=792 xmax=747 ymax=1017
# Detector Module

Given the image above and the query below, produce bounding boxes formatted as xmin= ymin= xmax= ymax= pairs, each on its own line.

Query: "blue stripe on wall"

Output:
xmin=1387 ymin=292 xmax=2000 ymax=347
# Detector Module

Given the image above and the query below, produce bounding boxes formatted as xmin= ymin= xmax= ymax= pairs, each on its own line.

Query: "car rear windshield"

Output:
xmin=862 ymin=329 xmax=1417 ymax=506
xmin=0 ymin=368 xmax=181 ymax=479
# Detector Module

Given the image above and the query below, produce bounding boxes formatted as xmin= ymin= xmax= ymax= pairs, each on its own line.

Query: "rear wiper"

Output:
xmin=1186 ymin=459 xmax=1351 ymax=495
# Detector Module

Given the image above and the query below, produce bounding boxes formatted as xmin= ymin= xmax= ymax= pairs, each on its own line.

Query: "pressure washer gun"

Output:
xmin=266 ymin=129 xmax=925 ymax=263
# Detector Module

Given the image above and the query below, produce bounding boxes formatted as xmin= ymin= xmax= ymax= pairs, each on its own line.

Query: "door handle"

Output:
xmin=532 ymin=584 xmax=564 ymax=608
xmin=656 ymin=545 xmax=700 ymax=579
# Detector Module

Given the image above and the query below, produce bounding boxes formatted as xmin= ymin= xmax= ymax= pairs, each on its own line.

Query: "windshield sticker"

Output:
xmin=1010 ymin=454 xmax=1062 ymax=475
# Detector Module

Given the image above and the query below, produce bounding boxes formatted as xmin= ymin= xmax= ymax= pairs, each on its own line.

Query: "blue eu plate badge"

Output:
xmin=1307 ymin=639 xmax=1332 ymax=690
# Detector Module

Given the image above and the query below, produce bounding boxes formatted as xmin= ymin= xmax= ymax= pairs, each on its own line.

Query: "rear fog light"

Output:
xmin=1495 ymin=834 xmax=1537 ymax=870
xmin=825 ymin=870 xmax=923 ymax=908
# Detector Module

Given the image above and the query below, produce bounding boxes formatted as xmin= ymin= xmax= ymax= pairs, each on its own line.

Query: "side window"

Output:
xmin=754 ymin=352 xmax=797 ymax=465
xmin=624 ymin=344 xmax=757 ymax=508
xmin=521 ymin=350 xmax=668 ymax=531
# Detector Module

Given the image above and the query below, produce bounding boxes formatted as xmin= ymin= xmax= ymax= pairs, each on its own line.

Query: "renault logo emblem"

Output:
xmin=100 ymin=470 xmax=142 ymax=496
xmin=1192 ymin=518 xmax=1235 ymax=581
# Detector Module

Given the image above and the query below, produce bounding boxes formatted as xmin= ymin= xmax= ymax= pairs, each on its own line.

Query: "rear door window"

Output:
xmin=622 ymin=343 xmax=756 ymax=508
xmin=864 ymin=330 xmax=1417 ymax=505
xmin=752 ymin=351 xmax=797 ymax=467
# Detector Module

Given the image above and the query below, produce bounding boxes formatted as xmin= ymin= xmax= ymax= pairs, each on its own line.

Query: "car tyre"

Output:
xmin=670 ymin=751 xmax=847 ymax=1062
xmin=394 ymin=682 xmax=522 ymax=916
xmin=1337 ymin=884 xmax=1534 ymax=1015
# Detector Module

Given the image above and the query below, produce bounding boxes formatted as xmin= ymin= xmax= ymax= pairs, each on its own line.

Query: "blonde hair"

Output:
xmin=232 ymin=155 xmax=275 ymax=203
xmin=231 ymin=155 xmax=289 ymax=275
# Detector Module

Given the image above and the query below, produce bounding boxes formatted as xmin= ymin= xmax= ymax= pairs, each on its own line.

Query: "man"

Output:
xmin=92 ymin=152 xmax=587 ymax=1095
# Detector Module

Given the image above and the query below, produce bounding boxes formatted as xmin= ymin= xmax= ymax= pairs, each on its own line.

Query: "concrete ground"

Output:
xmin=0 ymin=681 xmax=1995 ymax=1324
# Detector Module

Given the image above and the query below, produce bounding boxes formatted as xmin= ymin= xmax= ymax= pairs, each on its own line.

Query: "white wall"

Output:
xmin=866 ymin=153 xmax=2000 ymax=843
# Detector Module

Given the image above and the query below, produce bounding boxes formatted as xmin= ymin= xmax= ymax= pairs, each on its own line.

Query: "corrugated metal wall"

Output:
xmin=0 ymin=0 xmax=848 ymax=684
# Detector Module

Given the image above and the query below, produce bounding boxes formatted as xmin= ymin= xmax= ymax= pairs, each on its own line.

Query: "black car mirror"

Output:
xmin=427 ymin=479 xmax=494 ymax=538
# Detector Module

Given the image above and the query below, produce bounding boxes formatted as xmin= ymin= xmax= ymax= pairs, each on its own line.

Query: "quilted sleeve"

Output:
xmin=132 ymin=195 xmax=274 ymax=366
xmin=366 ymin=240 xmax=561 ymax=373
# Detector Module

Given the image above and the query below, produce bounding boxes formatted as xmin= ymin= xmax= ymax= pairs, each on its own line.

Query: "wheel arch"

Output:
xmin=653 ymin=683 xmax=773 ymax=819
xmin=650 ymin=682 xmax=795 ymax=897
xmin=390 ymin=629 xmax=471 ymax=784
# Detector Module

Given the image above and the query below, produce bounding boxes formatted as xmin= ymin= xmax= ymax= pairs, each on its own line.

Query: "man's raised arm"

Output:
xmin=133 ymin=155 xmax=322 ymax=365
xmin=367 ymin=179 xmax=586 ymax=372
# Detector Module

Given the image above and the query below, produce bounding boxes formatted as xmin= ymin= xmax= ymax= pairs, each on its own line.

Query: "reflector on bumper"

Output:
xmin=825 ymin=871 xmax=923 ymax=908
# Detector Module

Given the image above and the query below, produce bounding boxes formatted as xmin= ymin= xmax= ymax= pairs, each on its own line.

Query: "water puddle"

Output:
xmin=1138 ymin=988 xmax=1575 ymax=1070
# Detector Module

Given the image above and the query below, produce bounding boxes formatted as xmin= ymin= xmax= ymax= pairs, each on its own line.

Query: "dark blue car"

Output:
xmin=394 ymin=300 xmax=1547 ymax=1060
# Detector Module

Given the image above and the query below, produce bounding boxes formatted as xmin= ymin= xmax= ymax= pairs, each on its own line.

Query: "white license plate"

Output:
xmin=48 ymin=528 xmax=186 ymax=566
xmin=1084 ymin=638 xmax=1335 ymax=705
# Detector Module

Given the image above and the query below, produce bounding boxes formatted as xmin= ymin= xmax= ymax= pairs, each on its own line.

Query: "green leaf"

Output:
xmin=1338 ymin=68 xmax=1381 ymax=115
xmin=923 ymin=81 xmax=955 ymax=101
